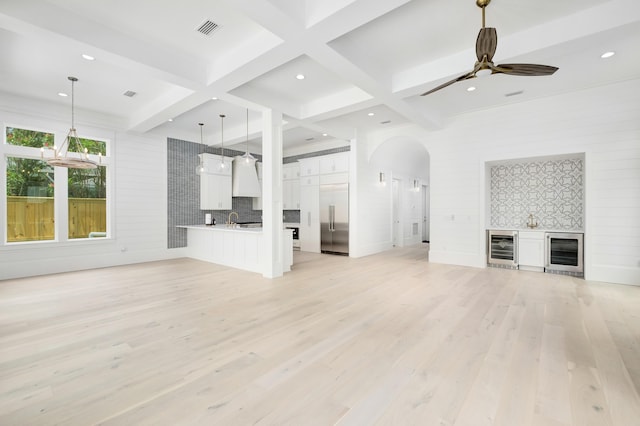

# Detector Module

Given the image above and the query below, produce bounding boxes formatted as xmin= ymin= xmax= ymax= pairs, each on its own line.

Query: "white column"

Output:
xmin=261 ymin=109 xmax=284 ymax=278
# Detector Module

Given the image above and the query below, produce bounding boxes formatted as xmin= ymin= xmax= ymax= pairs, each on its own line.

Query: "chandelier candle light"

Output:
xmin=41 ymin=76 xmax=101 ymax=169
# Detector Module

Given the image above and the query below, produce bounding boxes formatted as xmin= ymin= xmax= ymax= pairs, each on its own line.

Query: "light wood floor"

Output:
xmin=1 ymin=245 xmax=639 ymax=425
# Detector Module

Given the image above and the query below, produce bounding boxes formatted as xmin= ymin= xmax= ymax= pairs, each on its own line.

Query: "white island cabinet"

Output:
xmin=518 ymin=230 xmax=545 ymax=272
xmin=178 ymin=225 xmax=293 ymax=274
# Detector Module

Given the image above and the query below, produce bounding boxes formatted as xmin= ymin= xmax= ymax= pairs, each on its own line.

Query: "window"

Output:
xmin=3 ymin=125 xmax=110 ymax=244
xmin=6 ymin=127 xmax=54 ymax=148
xmin=68 ymin=164 xmax=107 ymax=239
xmin=6 ymin=157 xmax=55 ymax=242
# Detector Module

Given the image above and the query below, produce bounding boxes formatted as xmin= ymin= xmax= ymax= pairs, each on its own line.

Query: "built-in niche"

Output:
xmin=487 ymin=153 xmax=584 ymax=231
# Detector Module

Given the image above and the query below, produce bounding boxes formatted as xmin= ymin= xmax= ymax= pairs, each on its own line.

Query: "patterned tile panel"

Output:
xmin=490 ymin=157 xmax=584 ymax=231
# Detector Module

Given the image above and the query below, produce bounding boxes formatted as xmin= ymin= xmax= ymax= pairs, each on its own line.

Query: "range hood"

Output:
xmin=232 ymin=154 xmax=261 ymax=197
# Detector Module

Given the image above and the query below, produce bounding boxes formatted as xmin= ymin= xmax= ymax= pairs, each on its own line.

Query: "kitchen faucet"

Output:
xmin=227 ymin=211 xmax=239 ymax=227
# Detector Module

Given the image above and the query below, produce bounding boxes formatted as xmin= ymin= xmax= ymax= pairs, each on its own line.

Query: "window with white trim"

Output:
xmin=3 ymin=126 xmax=110 ymax=243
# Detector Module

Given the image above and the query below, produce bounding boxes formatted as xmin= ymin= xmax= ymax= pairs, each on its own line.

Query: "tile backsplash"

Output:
xmin=489 ymin=156 xmax=584 ymax=231
xmin=168 ymin=137 xmax=348 ymax=248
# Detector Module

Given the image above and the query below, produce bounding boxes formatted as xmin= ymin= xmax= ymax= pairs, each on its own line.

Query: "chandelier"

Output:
xmin=41 ymin=76 xmax=100 ymax=169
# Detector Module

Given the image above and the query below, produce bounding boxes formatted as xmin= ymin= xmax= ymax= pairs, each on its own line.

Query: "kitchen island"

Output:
xmin=178 ymin=225 xmax=293 ymax=274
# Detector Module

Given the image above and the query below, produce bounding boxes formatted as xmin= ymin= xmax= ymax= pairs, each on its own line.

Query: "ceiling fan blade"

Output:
xmin=420 ymin=71 xmax=476 ymax=96
xmin=476 ymin=27 xmax=497 ymax=62
xmin=493 ymin=63 xmax=558 ymax=76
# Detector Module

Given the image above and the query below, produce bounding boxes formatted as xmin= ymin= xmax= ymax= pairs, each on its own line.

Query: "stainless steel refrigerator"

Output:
xmin=320 ymin=183 xmax=349 ymax=255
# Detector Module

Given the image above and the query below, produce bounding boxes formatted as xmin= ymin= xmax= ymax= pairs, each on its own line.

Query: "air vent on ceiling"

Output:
xmin=380 ymin=120 xmax=392 ymax=124
xmin=196 ymin=20 xmax=220 ymax=36
xmin=505 ymin=90 xmax=524 ymax=97
xmin=305 ymin=137 xmax=315 ymax=141
xmin=123 ymin=90 xmax=137 ymax=97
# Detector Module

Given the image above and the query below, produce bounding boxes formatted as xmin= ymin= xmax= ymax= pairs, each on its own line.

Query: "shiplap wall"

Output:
xmin=356 ymin=78 xmax=639 ymax=285
xmin=426 ymin=79 xmax=638 ymax=285
xmin=0 ymin=109 xmax=174 ymax=280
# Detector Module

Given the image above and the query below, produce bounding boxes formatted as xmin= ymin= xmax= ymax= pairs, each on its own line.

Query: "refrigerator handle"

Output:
xmin=330 ymin=205 xmax=335 ymax=231
xmin=307 ymin=211 xmax=311 ymax=227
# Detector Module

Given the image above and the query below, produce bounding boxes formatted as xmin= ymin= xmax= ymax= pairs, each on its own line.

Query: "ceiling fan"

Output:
xmin=421 ymin=0 xmax=558 ymax=96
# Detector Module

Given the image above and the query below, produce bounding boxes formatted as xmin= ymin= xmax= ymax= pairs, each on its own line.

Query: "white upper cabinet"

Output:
xmin=319 ymin=152 xmax=349 ymax=175
xmin=200 ymin=155 xmax=233 ymax=210
xmin=202 ymin=154 xmax=232 ymax=176
xmin=298 ymin=157 xmax=320 ymax=177
xmin=282 ymin=163 xmax=301 ymax=210
xmin=282 ymin=162 xmax=300 ymax=180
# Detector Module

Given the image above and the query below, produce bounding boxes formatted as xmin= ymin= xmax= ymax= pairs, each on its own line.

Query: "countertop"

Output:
xmin=487 ymin=228 xmax=584 ymax=233
xmin=178 ymin=224 xmax=295 ymax=233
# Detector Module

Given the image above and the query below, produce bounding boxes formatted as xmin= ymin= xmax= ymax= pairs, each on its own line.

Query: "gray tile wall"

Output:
xmin=167 ymin=137 xmax=349 ymax=248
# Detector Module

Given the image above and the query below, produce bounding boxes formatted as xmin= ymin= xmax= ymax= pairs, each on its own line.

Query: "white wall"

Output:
xmin=350 ymin=132 xmax=429 ymax=256
xmin=349 ymin=133 xmax=392 ymax=257
xmin=357 ymin=78 xmax=640 ymax=285
xmin=0 ymin=109 xmax=182 ymax=280
xmin=2 ymin=78 xmax=638 ymax=286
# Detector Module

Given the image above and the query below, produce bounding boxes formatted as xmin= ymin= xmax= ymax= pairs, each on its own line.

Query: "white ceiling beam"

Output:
xmin=223 ymin=0 xmax=443 ymax=130
xmin=393 ymin=0 xmax=640 ymax=97
xmin=0 ymin=1 xmax=207 ymax=89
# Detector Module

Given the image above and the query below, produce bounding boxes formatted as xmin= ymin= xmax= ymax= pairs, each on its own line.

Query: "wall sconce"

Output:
xmin=379 ymin=172 xmax=386 ymax=184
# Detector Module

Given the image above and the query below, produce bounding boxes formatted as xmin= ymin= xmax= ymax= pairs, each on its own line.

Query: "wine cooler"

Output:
xmin=487 ymin=230 xmax=518 ymax=267
xmin=545 ymin=232 xmax=584 ymax=275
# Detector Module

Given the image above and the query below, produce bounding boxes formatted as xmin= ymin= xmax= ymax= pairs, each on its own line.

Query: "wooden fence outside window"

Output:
xmin=6 ymin=196 xmax=106 ymax=242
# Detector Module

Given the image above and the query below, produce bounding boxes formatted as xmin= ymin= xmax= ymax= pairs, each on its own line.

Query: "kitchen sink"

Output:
xmin=235 ymin=222 xmax=262 ymax=228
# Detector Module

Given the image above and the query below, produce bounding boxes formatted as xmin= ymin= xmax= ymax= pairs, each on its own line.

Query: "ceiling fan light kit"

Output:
xmin=421 ymin=0 xmax=558 ymax=96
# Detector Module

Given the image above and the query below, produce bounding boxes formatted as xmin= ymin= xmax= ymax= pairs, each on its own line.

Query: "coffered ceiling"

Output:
xmin=0 ymin=0 xmax=638 ymax=152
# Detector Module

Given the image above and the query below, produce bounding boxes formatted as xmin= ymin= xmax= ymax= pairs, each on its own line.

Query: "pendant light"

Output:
xmin=232 ymin=108 xmax=261 ymax=197
xmin=195 ymin=122 xmax=206 ymax=175
xmin=41 ymin=76 xmax=100 ymax=169
xmin=242 ymin=108 xmax=255 ymax=163
xmin=219 ymin=114 xmax=226 ymax=171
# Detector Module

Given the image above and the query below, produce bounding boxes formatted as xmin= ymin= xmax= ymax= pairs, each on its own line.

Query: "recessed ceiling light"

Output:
xmin=467 ymin=86 xmax=476 ymax=92
xmin=211 ymin=97 xmax=218 ymax=100
xmin=58 ymin=92 xmax=68 ymax=97
xmin=601 ymin=51 xmax=615 ymax=59
xmin=296 ymin=74 xmax=305 ymax=80
xmin=368 ymin=112 xmax=375 ymax=116
xmin=81 ymin=54 xmax=95 ymax=61
xmin=167 ymin=118 xmax=174 ymax=122
xmin=322 ymin=133 xmax=328 ymax=137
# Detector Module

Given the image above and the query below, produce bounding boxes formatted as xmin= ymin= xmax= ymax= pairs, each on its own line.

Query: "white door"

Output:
xmin=422 ymin=184 xmax=429 ymax=243
xmin=392 ymin=179 xmax=401 ymax=247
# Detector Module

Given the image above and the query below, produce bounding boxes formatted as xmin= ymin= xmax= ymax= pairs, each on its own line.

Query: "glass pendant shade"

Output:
xmin=232 ymin=108 xmax=261 ymax=197
xmin=219 ymin=114 xmax=226 ymax=171
xmin=195 ymin=161 xmax=205 ymax=175
xmin=195 ymin=122 xmax=206 ymax=175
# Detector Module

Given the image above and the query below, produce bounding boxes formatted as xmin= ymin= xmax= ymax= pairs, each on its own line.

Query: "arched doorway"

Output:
xmin=369 ymin=137 xmax=430 ymax=250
